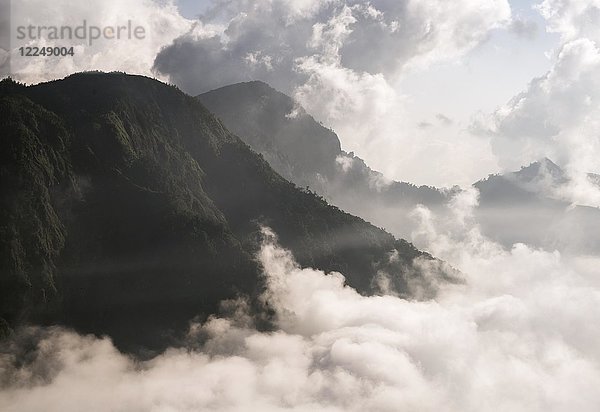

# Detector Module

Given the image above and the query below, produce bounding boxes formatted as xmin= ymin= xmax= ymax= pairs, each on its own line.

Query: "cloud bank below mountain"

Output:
xmin=2 ymin=191 xmax=599 ymax=412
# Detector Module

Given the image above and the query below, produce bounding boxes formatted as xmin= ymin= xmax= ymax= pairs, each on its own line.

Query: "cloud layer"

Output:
xmin=2 ymin=194 xmax=600 ymax=412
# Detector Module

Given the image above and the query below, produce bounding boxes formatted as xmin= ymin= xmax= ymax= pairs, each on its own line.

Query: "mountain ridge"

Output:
xmin=198 ymin=80 xmax=449 ymax=239
xmin=0 ymin=72 xmax=451 ymax=353
xmin=199 ymin=80 xmax=600 ymax=254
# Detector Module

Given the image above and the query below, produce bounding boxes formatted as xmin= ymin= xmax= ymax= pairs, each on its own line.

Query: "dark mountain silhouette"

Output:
xmin=474 ymin=158 xmax=600 ymax=252
xmin=475 ymin=158 xmax=566 ymax=206
xmin=0 ymin=72 xmax=451 ymax=353
xmin=199 ymin=82 xmax=600 ymax=254
xmin=198 ymin=81 xmax=449 ymax=239
xmin=199 ymin=80 xmax=341 ymax=186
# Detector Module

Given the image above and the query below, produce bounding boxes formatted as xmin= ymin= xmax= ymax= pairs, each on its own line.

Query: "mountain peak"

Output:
xmin=198 ymin=80 xmax=342 ymax=182
xmin=233 ymin=79 xmax=275 ymax=91
xmin=515 ymin=157 xmax=565 ymax=183
xmin=202 ymin=80 xmax=283 ymax=101
xmin=197 ymin=80 xmax=448 ymax=241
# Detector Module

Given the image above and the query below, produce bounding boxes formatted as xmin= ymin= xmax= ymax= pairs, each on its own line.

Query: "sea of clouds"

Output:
xmin=2 ymin=189 xmax=599 ymax=412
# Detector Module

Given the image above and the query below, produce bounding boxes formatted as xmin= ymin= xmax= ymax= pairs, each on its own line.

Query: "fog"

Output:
xmin=2 ymin=190 xmax=599 ymax=412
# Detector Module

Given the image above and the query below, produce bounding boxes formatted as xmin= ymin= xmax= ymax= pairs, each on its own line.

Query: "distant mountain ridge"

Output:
xmin=474 ymin=158 xmax=600 ymax=252
xmin=199 ymin=81 xmax=341 ymax=187
xmin=199 ymin=81 xmax=600 ymax=254
xmin=199 ymin=81 xmax=449 ymax=238
xmin=0 ymin=73 xmax=451 ymax=353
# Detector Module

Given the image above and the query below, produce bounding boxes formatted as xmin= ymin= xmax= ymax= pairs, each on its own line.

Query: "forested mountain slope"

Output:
xmin=0 ymin=73 xmax=447 ymax=353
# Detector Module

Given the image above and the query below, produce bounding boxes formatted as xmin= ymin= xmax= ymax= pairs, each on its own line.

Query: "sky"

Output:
xmin=163 ymin=0 xmax=596 ymax=196
xmin=171 ymin=0 xmax=563 ymax=186
xmin=174 ymin=0 xmax=557 ymax=122
xmin=6 ymin=0 xmax=600 ymax=193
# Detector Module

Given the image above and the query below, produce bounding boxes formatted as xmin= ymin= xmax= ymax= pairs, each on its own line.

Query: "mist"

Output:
xmin=2 ymin=190 xmax=599 ymax=412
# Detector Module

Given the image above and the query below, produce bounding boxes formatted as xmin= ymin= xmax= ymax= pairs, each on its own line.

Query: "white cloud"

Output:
xmin=472 ymin=1 xmax=600 ymax=206
xmin=2 ymin=202 xmax=600 ymax=411
xmin=6 ymin=0 xmax=519 ymax=188
xmin=150 ymin=0 xmax=511 ymax=187
xmin=155 ymin=0 xmax=511 ymax=91
xmin=9 ymin=0 xmax=194 ymax=84
xmin=536 ymin=0 xmax=600 ymax=41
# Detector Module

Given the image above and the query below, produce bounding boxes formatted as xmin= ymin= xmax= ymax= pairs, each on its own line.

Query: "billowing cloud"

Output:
xmin=2 ymin=195 xmax=600 ymax=411
xmin=151 ymin=0 xmax=511 ymax=187
xmin=6 ymin=0 xmax=519 ymax=188
xmin=473 ymin=1 xmax=600 ymax=206
xmin=9 ymin=0 xmax=193 ymax=84
xmin=154 ymin=0 xmax=511 ymax=94
xmin=537 ymin=0 xmax=600 ymax=41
